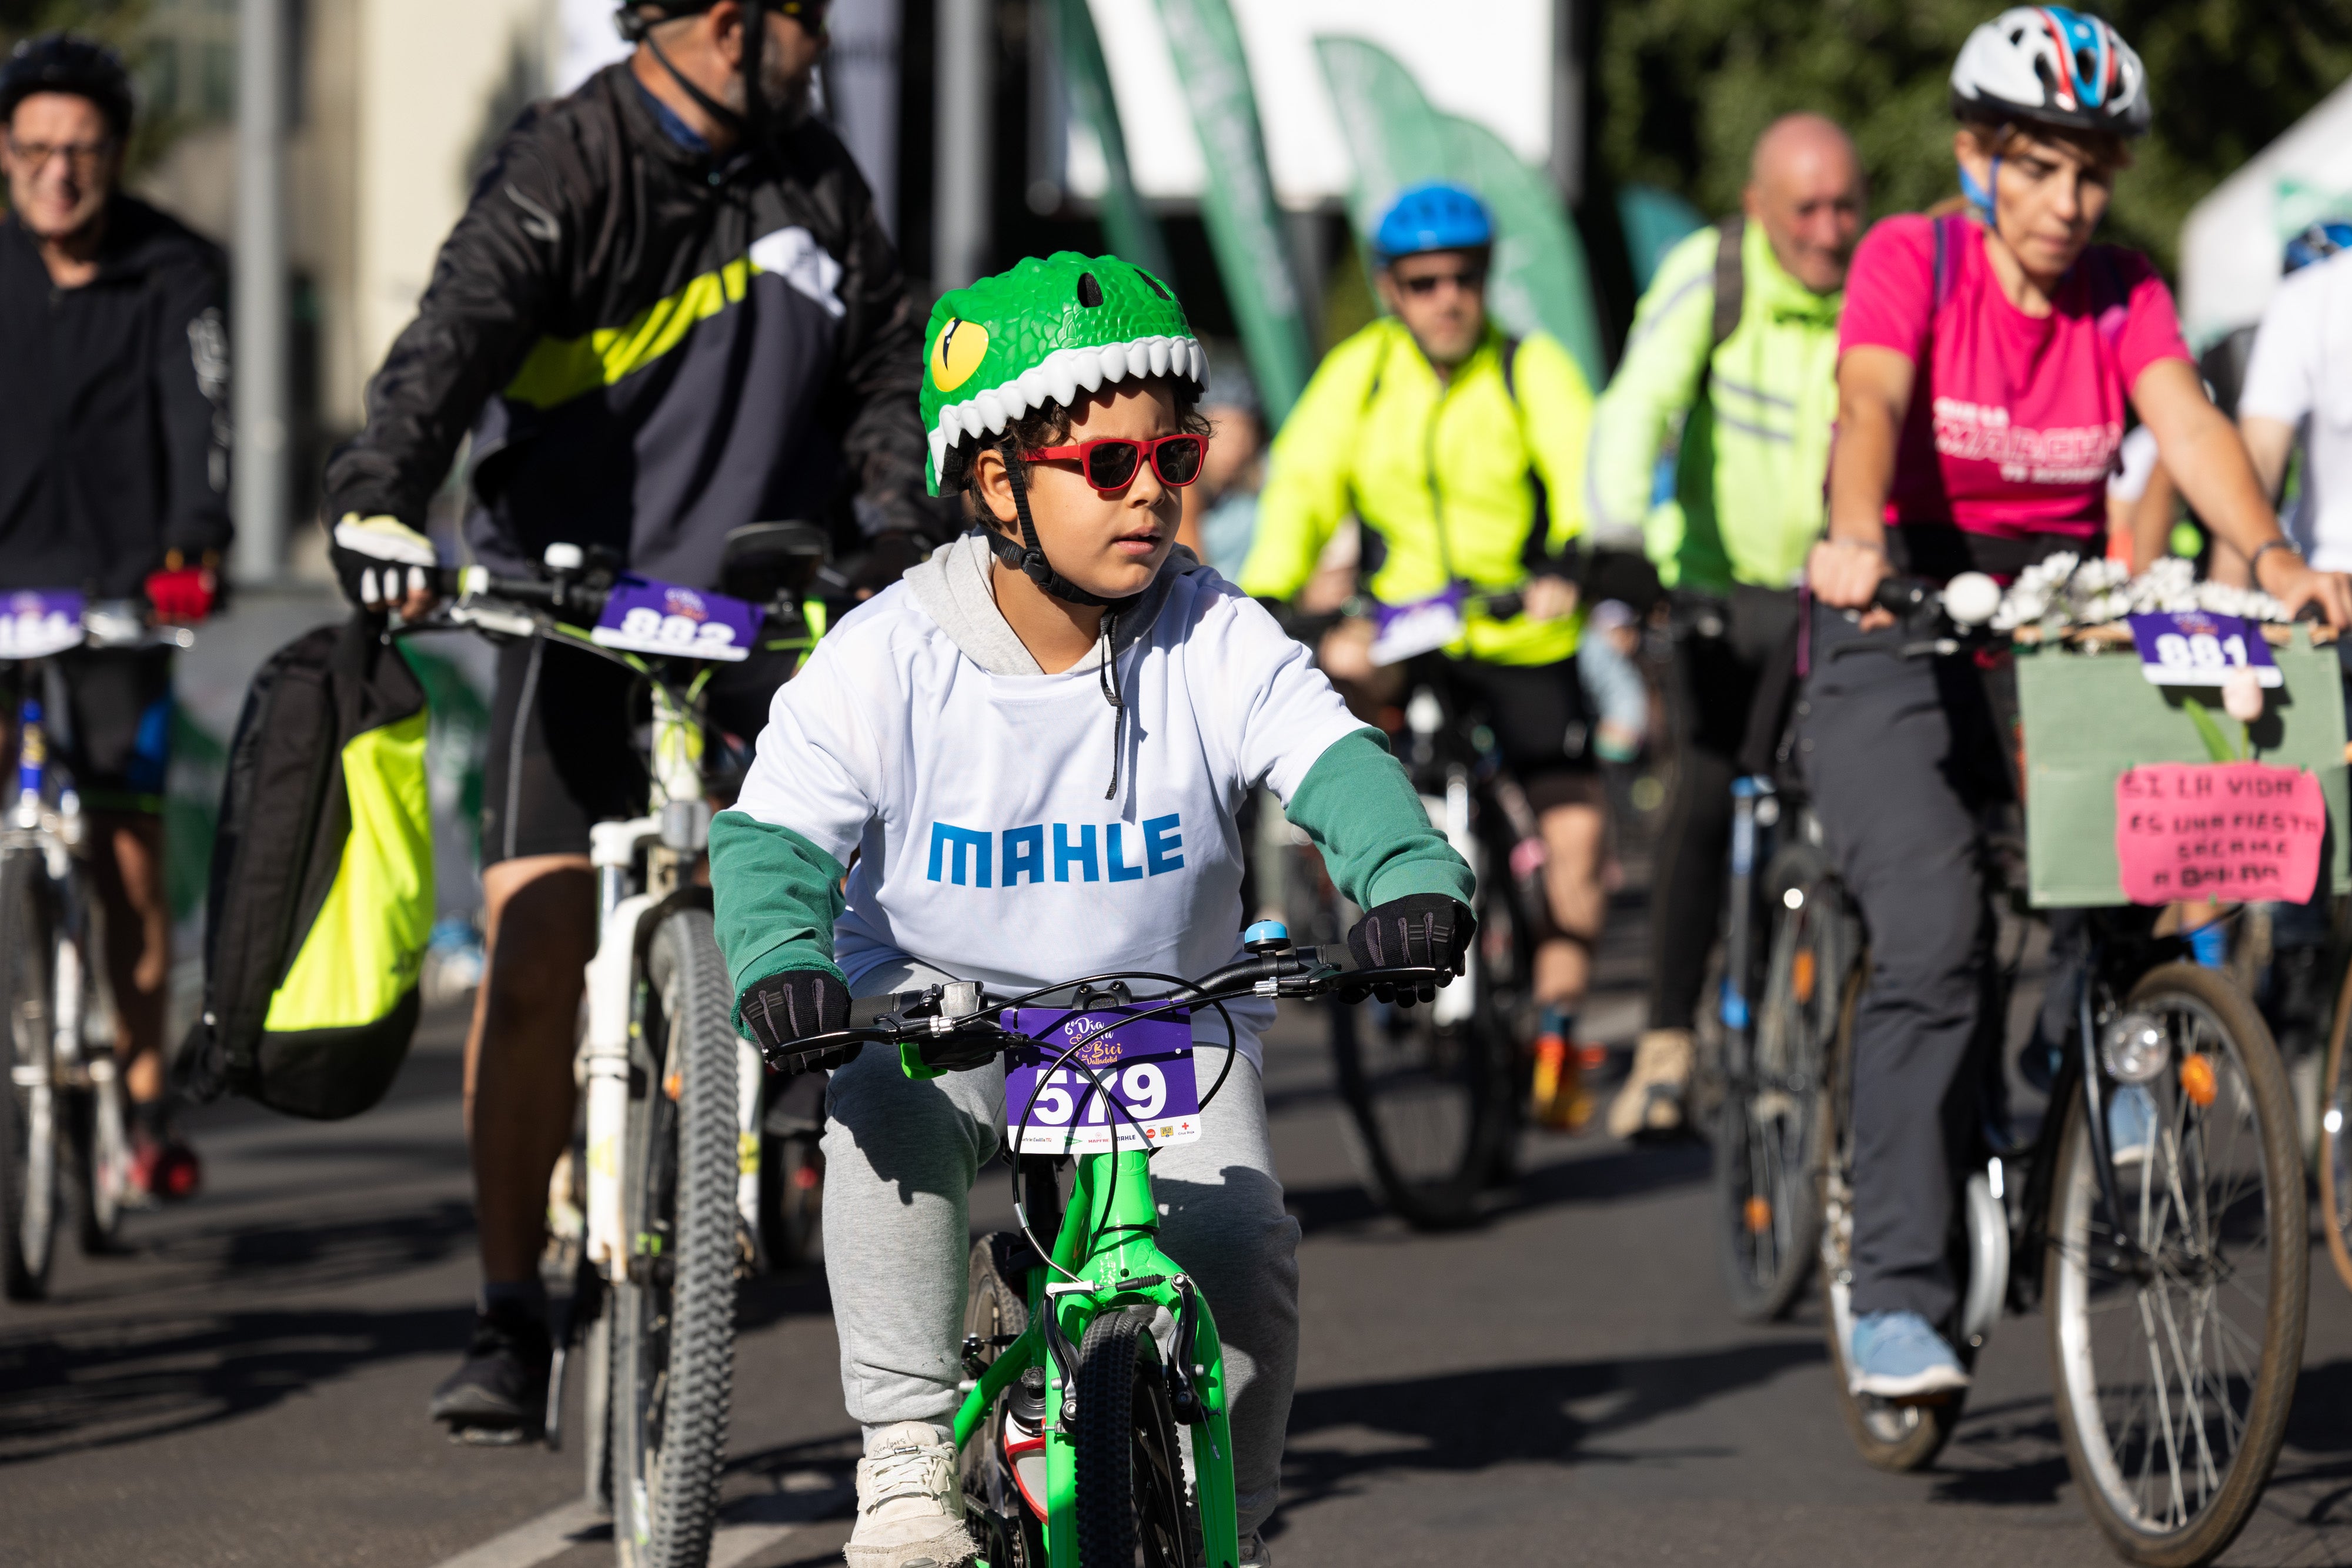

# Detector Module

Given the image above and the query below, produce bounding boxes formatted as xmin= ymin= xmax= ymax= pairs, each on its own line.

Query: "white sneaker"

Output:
xmin=844 ymin=1422 xmax=974 ymax=1568
xmin=1239 ymin=1530 xmax=1274 ymax=1567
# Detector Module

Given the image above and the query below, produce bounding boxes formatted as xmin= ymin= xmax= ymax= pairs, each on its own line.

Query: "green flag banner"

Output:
xmin=1049 ymin=0 xmax=1174 ymax=283
xmin=1444 ymin=116 xmax=1606 ymax=386
xmin=1153 ymin=0 xmax=1314 ymax=422
xmin=1312 ymin=36 xmax=1606 ymax=387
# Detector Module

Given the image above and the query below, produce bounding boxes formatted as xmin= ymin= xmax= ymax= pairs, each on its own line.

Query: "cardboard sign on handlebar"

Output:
xmin=2114 ymin=762 xmax=2326 ymax=905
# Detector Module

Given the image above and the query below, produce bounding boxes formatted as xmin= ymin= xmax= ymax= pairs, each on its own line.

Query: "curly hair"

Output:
xmin=941 ymin=377 xmax=1213 ymax=530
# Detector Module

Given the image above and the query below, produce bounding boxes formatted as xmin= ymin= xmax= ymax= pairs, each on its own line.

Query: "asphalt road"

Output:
xmin=6 ymin=884 xmax=2352 ymax=1568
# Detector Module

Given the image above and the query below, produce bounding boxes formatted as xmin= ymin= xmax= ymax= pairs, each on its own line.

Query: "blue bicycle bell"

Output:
xmin=1243 ymin=920 xmax=1291 ymax=954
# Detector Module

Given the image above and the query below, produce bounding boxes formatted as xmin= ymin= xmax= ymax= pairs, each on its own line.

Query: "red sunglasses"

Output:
xmin=1023 ymin=434 xmax=1208 ymax=490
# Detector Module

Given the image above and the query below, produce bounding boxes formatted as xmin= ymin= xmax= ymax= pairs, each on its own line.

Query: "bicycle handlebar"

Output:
xmin=773 ymin=947 xmax=1445 ymax=1078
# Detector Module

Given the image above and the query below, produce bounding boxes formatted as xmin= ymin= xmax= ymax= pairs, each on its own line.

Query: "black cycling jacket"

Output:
xmin=322 ymin=63 xmax=943 ymax=587
xmin=0 ymin=196 xmax=232 ymax=596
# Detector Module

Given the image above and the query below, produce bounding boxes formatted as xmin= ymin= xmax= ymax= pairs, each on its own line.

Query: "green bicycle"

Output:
xmin=777 ymin=922 xmax=1431 ymax=1568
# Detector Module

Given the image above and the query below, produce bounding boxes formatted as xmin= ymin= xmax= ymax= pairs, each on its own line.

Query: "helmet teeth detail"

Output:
xmin=917 ymin=252 xmax=1207 ymax=495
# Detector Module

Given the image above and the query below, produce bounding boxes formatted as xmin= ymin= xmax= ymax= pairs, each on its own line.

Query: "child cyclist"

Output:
xmin=710 ymin=253 xmax=1476 ymax=1568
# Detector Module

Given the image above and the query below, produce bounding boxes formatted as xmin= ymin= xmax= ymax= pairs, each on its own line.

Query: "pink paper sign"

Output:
xmin=2114 ymin=763 xmax=2327 ymax=904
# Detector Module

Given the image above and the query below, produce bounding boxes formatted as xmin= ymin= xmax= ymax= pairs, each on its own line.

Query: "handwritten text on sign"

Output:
xmin=2114 ymin=763 xmax=2326 ymax=904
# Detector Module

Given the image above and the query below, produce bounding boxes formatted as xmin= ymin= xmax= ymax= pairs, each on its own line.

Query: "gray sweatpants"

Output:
xmin=1798 ymin=607 xmax=2004 ymax=1326
xmin=821 ymin=962 xmax=1301 ymax=1536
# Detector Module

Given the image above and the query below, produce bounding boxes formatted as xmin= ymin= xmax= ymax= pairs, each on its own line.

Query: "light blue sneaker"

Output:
xmin=2108 ymin=1083 xmax=2156 ymax=1168
xmin=1849 ymin=1310 xmax=1970 ymax=1399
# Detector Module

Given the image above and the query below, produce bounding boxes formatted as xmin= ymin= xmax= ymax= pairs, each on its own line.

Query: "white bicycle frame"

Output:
xmin=576 ymin=680 xmax=766 ymax=1281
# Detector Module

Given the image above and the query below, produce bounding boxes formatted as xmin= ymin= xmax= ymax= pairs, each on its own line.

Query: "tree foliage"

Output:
xmin=1592 ymin=0 xmax=2352 ymax=271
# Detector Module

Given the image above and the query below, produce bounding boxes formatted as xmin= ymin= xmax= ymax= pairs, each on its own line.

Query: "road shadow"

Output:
xmin=1282 ymin=1138 xmax=1711 ymax=1241
xmin=1278 ymin=1340 xmax=1822 ymax=1507
xmin=0 ymin=1298 xmax=473 ymax=1465
xmin=1 ymin=1198 xmax=479 ymax=1313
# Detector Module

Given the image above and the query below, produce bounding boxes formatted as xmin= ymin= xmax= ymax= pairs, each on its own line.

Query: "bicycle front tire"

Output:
xmin=2046 ymin=962 xmax=2306 ymax=1567
xmin=1 ymin=851 xmax=59 ymax=1300
xmin=612 ymin=908 xmax=739 ymax=1568
xmin=1713 ymin=849 xmax=1838 ymax=1322
xmin=1074 ymin=1310 xmax=1201 ymax=1568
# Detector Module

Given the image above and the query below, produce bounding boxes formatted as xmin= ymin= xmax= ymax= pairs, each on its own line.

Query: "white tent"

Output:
xmin=2179 ymin=74 xmax=2352 ymax=349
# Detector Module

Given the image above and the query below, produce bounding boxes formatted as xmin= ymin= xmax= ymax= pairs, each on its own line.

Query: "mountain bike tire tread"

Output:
xmin=614 ymin=908 xmax=738 ymax=1568
xmin=1074 ymin=1310 xmax=1199 ymax=1568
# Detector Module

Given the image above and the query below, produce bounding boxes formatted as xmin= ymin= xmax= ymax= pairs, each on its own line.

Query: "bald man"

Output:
xmin=1585 ymin=112 xmax=1865 ymax=1138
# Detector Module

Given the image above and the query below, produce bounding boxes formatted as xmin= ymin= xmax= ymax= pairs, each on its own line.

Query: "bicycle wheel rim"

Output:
xmin=2 ymin=854 xmax=57 ymax=1298
xmin=1720 ymin=897 xmax=1830 ymax=1318
xmin=2320 ymin=961 xmax=2352 ymax=1295
xmin=2048 ymin=972 xmax=2306 ymax=1557
xmin=1332 ymin=998 xmax=1505 ymax=1227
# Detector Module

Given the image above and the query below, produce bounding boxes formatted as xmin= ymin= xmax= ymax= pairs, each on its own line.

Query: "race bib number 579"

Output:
xmin=1003 ymin=1007 xmax=1201 ymax=1154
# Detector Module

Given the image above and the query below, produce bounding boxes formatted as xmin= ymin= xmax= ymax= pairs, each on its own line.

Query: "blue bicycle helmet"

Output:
xmin=2285 ymin=221 xmax=2352 ymax=275
xmin=1373 ymin=183 xmax=1493 ymax=264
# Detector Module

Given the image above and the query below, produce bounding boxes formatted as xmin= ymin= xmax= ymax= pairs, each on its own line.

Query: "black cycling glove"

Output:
xmin=740 ymin=969 xmax=856 ymax=1075
xmin=1347 ymin=894 xmax=1476 ymax=1007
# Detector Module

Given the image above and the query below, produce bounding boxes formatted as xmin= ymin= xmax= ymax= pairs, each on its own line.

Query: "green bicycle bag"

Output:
xmin=176 ymin=614 xmax=433 ymax=1119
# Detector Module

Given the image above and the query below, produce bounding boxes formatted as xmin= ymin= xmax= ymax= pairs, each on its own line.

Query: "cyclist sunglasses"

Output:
xmin=1023 ymin=433 xmax=1208 ymax=490
xmin=1395 ymin=266 xmax=1486 ymax=296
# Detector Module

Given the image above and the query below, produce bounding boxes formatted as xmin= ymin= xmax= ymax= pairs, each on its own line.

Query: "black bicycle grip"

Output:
xmin=1871 ymin=575 xmax=1938 ymax=616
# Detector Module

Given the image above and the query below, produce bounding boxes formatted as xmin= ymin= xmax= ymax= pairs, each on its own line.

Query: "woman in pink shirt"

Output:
xmin=1799 ymin=6 xmax=2352 ymax=1403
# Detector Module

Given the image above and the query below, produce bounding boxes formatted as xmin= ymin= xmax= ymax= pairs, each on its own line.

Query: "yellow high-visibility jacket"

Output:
xmin=1240 ymin=317 xmax=1595 ymax=666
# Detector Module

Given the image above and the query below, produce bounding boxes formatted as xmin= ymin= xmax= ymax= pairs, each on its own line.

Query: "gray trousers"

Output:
xmin=1798 ymin=609 xmax=2003 ymax=1325
xmin=821 ymin=963 xmax=1301 ymax=1536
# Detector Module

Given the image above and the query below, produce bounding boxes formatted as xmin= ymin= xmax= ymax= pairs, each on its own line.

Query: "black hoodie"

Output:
xmin=322 ymin=64 xmax=944 ymax=587
xmin=0 ymin=195 xmax=232 ymax=596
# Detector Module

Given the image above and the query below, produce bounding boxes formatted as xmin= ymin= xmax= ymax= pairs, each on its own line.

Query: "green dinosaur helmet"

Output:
xmin=921 ymin=252 xmax=1207 ymax=495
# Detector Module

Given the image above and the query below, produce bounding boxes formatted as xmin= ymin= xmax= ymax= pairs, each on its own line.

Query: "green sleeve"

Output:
xmin=1238 ymin=325 xmax=1389 ymax=601
xmin=1284 ymin=729 xmax=1475 ymax=911
xmin=709 ymin=810 xmax=850 ymax=1024
xmin=1584 ymin=225 xmax=1720 ymax=553
xmin=1512 ymin=333 xmax=1597 ymax=557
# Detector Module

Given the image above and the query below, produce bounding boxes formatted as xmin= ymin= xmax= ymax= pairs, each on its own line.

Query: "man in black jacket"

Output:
xmin=320 ymin=0 xmax=947 ymax=1436
xmin=0 ymin=35 xmax=230 ymax=1203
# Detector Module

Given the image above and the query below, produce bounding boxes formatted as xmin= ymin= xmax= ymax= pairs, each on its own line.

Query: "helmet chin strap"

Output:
xmin=640 ymin=1 xmax=772 ymax=151
xmin=985 ymin=437 xmax=1141 ymax=611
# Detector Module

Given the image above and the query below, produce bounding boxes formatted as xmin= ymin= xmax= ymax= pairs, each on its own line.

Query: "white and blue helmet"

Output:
xmin=1951 ymin=6 xmax=2150 ymax=138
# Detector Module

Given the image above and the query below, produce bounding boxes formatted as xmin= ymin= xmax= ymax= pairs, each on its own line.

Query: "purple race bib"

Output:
xmin=590 ymin=576 xmax=760 ymax=662
xmin=1369 ymin=584 xmax=1467 ymax=666
xmin=1001 ymin=1006 xmax=1201 ymax=1154
xmin=0 ymin=591 xmax=86 ymax=660
xmin=2126 ymin=610 xmax=2281 ymax=689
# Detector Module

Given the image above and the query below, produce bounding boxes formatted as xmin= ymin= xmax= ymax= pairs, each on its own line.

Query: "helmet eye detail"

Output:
xmin=1076 ymin=272 xmax=1104 ymax=309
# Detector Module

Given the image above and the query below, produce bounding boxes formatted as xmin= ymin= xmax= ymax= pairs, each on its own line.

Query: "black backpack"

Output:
xmin=176 ymin=614 xmax=433 ymax=1120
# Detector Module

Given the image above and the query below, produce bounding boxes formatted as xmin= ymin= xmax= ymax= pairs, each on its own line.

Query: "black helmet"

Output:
xmin=612 ymin=2 xmax=824 ymax=146
xmin=0 ymin=33 xmax=134 ymax=138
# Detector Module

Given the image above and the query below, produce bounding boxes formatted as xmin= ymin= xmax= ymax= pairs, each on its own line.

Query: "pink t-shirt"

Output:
xmin=1838 ymin=213 xmax=2191 ymax=540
